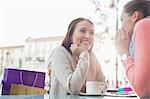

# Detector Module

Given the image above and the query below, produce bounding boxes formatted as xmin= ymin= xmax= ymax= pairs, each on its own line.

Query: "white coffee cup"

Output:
xmin=86 ymin=81 xmax=104 ymax=94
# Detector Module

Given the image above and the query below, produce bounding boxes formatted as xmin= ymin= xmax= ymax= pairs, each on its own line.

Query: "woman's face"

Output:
xmin=121 ymin=9 xmax=135 ymax=35
xmin=72 ymin=20 xmax=94 ymax=51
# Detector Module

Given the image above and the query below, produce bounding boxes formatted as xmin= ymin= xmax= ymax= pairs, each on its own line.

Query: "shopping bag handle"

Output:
xmin=20 ymin=72 xmax=38 ymax=87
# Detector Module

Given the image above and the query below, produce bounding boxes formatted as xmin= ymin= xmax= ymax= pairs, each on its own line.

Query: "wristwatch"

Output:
xmin=121 ymin=54 xmax=128 ymax=61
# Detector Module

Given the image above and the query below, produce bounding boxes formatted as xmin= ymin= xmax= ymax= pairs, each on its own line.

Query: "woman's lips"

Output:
xmin=81 ymin=41 xmax=90 ymax=45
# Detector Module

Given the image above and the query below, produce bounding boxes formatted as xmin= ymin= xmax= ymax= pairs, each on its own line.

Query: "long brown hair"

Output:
xmin=62 ymin=18 xmax=94 ymax=54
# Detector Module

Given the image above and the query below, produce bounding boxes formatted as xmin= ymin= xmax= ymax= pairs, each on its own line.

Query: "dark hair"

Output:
xmin=124 ymin=0 xmax=150 ymax=18
xmin=61 ymin=18 xmax=94 ymax=54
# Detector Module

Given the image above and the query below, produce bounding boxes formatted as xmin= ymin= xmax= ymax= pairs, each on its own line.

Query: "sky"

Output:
xmin=0 ymin=0 xmax=93 ymax=46
xmin=0 ymin=0 xmax=129 ymax=47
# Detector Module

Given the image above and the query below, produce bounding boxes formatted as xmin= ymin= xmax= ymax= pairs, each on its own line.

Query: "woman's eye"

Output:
xmin=90 ymin=32 xmax=94 ymax=35
xmin=121 ymin=18 xmax=123 ymax=22
xmin=80 ymin=29 xmax=86 ymax=33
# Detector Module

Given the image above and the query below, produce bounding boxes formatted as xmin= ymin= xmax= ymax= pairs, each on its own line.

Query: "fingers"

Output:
xmin=70 ymin=44 xmax=82 ymax=56
xmin=115 ymin=29 xmax=131 ymax=55
xmin=70 ymin=44 xmax=77 ymax=53
xmin=80 ymin=43 xmax=88 ymax=50
xmin=115 ymin=30 xmax=121 ymax=45
xmin=115 ymin=29 xmax=128 ymax=42
xmin=70 ymin=43 xmax=88 ymax=56
xmin=121 ymin=29 xmax=131 ymax=39
xmin=120 ymin=29 xmax=124 ymax=39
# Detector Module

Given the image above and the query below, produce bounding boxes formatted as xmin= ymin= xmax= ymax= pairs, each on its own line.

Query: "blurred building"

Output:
xmin=0 ymin=45 xmax=24 ymax=75
xmin=0 ymin=36 xmax=63 ymax=75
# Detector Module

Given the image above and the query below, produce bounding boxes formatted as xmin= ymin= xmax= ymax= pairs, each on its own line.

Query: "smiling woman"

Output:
xmin=47 ymin=17 xmax=107 ymax=95
xmin=62 ymin=18 xmax=94 ymax=54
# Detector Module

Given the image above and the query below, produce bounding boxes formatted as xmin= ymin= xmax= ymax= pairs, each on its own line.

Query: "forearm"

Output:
xmin=68 ymin=51 xmax=90 ymax=94
xmin=52 ymin=50 xmax=90 ymax=94
xmin=123 ymin=56 xmax=135 ymax=84
xmin=94 ymin=53 xmax=107 ymax=92
xmin=123 ymin=55 xmax=149 ymax=97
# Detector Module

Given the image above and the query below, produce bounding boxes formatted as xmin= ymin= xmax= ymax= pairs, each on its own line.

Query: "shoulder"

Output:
xmin=53 ymin=45 xmax=72 ymax=59
xmin=53 ymin=45 xmax=69 ymax=54
xmin=134 ymin=17 xmax=150 ymax=38
xmin=134 ymin=17 xmax=150 ymax=31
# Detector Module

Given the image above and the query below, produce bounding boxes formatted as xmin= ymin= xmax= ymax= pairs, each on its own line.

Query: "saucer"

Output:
xmin=79 ymin=92 xmax=104 ymax=96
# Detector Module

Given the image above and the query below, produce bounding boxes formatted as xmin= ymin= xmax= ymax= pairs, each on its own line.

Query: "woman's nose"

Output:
xmin=85 ymin=32 xmax=91 ymax=38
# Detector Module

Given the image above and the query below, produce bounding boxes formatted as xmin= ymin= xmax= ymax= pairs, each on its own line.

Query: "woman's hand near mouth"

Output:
xmin=70 ymin=43 xmax=88 ymax=56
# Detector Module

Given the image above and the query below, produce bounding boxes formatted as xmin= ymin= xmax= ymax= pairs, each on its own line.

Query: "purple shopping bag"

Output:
xmin=1 ymin=68 xmax=45 ymax=95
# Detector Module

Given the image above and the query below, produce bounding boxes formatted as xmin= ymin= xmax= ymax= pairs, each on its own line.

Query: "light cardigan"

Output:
xmin=123 ymin=16 xmax=150 ymax=97
xmin=49 ymin=45 xmax=107 ymax=95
